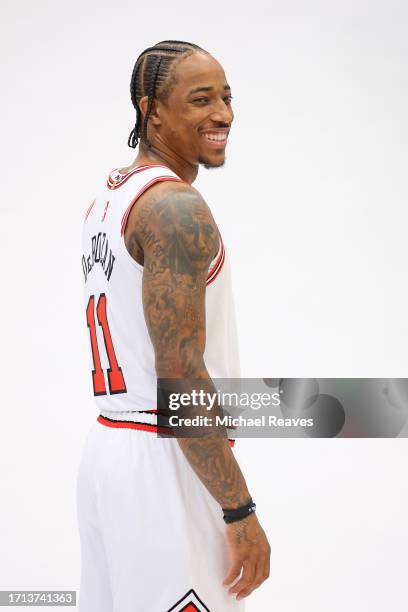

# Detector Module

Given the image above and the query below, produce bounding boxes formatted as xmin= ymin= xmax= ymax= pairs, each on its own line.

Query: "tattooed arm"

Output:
xmin=125 ymin=180 xmax=248 ymax=502
xmin=125 ymin=181 xmax=270 ymax=599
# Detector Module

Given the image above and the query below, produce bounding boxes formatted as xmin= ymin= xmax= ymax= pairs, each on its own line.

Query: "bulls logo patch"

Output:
xmin=167 ymin=588 xmax=210 ymax=612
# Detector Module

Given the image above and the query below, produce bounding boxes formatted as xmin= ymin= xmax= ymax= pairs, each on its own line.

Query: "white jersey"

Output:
xmin=81 ymin=163 xmax=240 ymax=415
xmin=78 ymin=164 xmax=244 ymax=612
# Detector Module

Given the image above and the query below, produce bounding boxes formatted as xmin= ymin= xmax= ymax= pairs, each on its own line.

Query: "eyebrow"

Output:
xmin=188 ymin=84 xmax=231 ymax=95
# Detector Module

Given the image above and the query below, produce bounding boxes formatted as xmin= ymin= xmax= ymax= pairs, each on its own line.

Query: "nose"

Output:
xmin=209 ymin=98 xmax=233 ymax=124
xmin=194 ymin=226 xmax=206 ymax=249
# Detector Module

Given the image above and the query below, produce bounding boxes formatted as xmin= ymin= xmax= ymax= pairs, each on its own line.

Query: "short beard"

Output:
xmin=198 ymin=156 xmax=226 ymax=170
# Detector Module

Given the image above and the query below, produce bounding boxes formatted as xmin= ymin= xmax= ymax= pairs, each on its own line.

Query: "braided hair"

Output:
xmin=128 ymin=40 xmax=208 ymax=148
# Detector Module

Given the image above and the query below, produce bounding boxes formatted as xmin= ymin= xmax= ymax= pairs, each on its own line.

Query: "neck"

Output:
xmin=132 ymin=142 xmax=198 ymax=185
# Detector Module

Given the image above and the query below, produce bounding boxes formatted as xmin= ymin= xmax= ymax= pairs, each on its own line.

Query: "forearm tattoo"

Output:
xmin=177 ymin=436 xmax=251 ymax=509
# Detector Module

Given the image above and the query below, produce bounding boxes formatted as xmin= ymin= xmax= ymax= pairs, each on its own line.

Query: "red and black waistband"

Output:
xmin=97 ymin=412 xmax=235 ymax=447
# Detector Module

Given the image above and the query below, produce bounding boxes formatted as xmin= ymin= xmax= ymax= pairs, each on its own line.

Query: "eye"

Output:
xmin=182 ymin=222 xmax=196 ymax=233
xmin=193 ymin=97 xmax=209 ymax=104
xmin=224 ymin=95 xmax=233 ymax=105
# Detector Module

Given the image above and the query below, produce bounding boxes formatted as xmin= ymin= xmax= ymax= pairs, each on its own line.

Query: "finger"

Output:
xmin=228 ymin=559 xmax=255 ymax=596
xmin=223 ymin=559 xmax=243 ymax=587
xmin=252 ymin=556 xmax=266 ymax=590
xmin=236 ymin=558 xmax=263 ymax=599
xmin=264 ymin=547 xmax=271 ymax=581
xmin=256 ymin=548 xmax=270 ymax=587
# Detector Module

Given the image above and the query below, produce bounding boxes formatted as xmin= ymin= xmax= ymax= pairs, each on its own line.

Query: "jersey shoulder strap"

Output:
xmin=105 ymin=164 xmax=185 ymax=237
xmin=107 ymin=163 xmax=182 ymax=192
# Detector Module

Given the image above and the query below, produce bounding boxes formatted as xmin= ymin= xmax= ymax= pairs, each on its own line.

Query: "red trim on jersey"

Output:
xmin=84 ymin=199 xmax=95 ymax=221
xmin=120 ymin=175 xmax=184 ymax=236
xmin=107 ymin=164 xmax=176 ymax=190
xmin=97 ymin=414 xmax=175 ymax=436
xmin=97 ymin=415 xmax=235 ymax=447
xmin=206 ymin=230 xmax=225 ymax=286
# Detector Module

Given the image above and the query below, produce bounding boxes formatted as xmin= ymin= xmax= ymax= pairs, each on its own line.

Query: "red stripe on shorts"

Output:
xmin=97 ymin=414 xmax=235 ymax=447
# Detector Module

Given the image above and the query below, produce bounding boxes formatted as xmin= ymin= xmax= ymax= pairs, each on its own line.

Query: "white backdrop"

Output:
xmin=1 ymin=0 xmax=408 ymax=610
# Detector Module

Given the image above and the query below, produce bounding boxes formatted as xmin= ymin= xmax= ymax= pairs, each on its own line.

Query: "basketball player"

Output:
xmin=77 ymin=40 xmax=270 ymax=611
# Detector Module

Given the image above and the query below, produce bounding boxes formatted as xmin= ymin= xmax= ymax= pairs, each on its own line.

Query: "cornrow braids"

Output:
xmin=128 ymin=40 xmax=208 ymax=149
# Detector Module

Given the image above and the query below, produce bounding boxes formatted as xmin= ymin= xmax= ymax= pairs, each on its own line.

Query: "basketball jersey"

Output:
xmin=81 ymin=164 xmax=240 ymax=414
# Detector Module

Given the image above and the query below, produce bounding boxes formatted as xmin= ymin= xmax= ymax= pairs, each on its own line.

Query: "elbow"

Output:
xmin=155 ymin=352 xmax=208 ymax=380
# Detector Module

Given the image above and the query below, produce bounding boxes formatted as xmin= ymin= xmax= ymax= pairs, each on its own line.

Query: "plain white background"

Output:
xmin=1 ymin=0 xmax=408 ymax=610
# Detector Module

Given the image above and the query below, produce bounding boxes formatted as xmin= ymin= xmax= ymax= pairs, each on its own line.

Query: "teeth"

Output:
xmin=204 ymin=133 xmax=227 ymax=142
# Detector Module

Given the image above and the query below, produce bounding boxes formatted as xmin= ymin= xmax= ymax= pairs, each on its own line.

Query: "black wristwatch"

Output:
xmin=222 ymin=497 xmax=256 ymax=524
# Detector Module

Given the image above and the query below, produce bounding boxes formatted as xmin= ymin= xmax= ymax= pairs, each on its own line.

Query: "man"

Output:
xmin=78 ymin=40 xmax=270 ymax=612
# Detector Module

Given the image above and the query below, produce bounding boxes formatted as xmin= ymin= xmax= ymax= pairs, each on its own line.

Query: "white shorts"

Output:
xmin=76 ymin=414 xmax=245 ymax=612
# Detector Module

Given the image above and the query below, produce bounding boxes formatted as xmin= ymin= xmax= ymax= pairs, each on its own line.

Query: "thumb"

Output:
xmin=223 ymin=559 xmax=243 ymax=586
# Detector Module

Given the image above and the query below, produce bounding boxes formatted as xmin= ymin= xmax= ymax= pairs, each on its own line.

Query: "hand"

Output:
xmin=223 ymin=513 xmax=271 ymax=600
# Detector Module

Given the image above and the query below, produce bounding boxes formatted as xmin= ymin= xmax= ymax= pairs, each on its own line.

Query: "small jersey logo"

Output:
xmin=101 ymin=200 xmax=110 ymax=222
xmin=167 ymin=588 xmax=210 ymax=612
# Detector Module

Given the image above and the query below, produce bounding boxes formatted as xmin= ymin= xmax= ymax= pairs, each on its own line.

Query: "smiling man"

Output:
xmin=77 ymin=40 xmax=270 ymax=612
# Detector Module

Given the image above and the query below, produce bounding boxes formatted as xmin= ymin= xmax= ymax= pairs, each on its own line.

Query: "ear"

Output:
xmin=138 ymin=95 xmax=162 ymax=127
xmin=138 ymin=95 xmax=148 ymax=117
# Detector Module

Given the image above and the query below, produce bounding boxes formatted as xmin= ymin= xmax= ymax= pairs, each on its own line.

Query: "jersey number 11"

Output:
xmin=86 ymin=293 xmax=127 ymax=396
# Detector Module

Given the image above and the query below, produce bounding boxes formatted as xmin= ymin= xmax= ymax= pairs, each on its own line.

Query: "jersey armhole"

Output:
xmin=206 ymin=229 xmax=225 ymax=286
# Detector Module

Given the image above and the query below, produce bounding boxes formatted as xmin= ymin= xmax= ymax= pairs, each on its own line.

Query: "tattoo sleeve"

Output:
xmin=126 ymin=182 xmax=251 ymax=510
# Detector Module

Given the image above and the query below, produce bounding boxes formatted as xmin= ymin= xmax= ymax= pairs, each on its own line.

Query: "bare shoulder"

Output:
xmin=132 ymin=180 xmax=214 ymax=228
xmin=124 ymin=180 xmax=219 ymax=269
